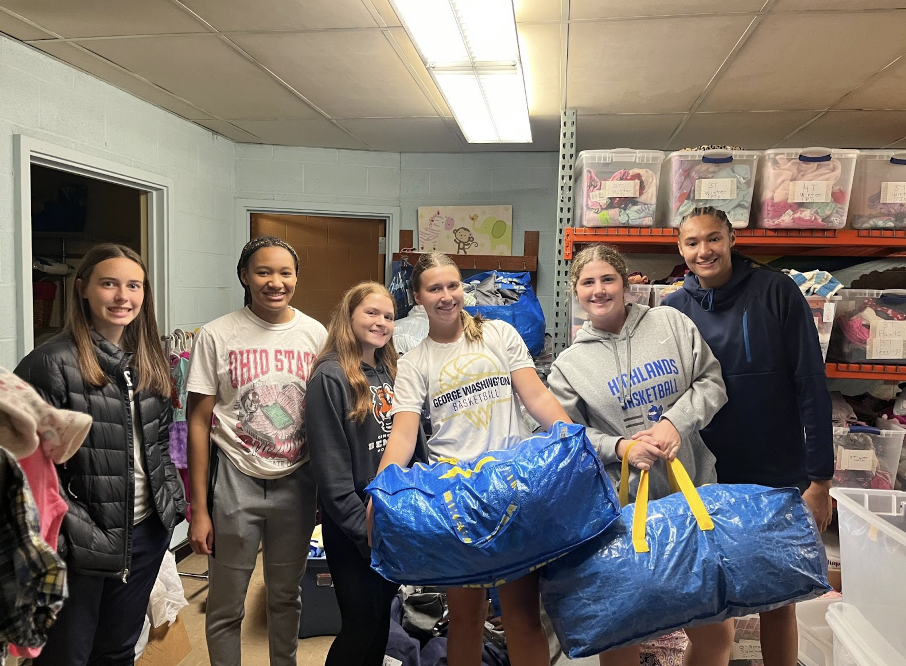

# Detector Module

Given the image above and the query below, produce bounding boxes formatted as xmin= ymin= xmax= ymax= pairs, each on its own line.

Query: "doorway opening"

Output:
xmin=30 ymin=164 xmax=145 ymax=348
xmin=250 ymin=213 xmax=387 ymax=328
xmin=15 ymin=135 xmax=174 ymax=358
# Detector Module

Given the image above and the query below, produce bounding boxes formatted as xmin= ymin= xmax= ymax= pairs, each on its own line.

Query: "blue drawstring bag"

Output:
xmin=367 ymin=422 xmax=620 ymax=587
xmin=464 ymin=270 xmax=546 ymax=356
xmin=541 ymin=456 xmax=832 ymax=658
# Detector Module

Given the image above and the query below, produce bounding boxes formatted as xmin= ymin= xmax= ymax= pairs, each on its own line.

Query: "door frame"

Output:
xmin=234 ymin=198 xmax=400 ymax=310
xmin=15 ymin=136 xmax=173 ymax=358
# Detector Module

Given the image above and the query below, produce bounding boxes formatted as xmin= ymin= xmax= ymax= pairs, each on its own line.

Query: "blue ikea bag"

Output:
xmin=540 ymin=456 xmax=832 ymax=658
xmin=464 ymin=270 xmax=546 ymax=356
xmin=366 ymin=422 xmax=620 ymax=587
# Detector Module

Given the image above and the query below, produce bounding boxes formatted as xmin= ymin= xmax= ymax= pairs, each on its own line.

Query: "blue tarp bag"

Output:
xmin=366 ymin=422 xmax=620 ymax=587
xmin=541 ymin=455 xmax=832 ymax=658
xmin=463 ymin=270 xmax=546 ymax=356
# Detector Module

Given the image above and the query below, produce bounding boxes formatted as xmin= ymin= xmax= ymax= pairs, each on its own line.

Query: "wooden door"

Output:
xmin=250 ymin=213 xmax=386 ymax=327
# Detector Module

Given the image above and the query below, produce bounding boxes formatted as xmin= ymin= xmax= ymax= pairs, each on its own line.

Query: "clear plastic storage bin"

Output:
xmin=828 ymin=488 xmax=906 ymax=659
xmin=755 ymin=147 xmax=858 ymax=229
xmin=832 ymin=425 xmax=904 ymax=489
xmin=574 ymin=149 xmax=664 ymax=228
xmin=850 ymin=150 xmax=906 ymax=229
xmin=568 ymin=284 xmax=653 ymax=343
xmin=797 ymin=594 xmax=839 ymax=666
xmin=806 ymin=294 xmax=841 ymax=361
xmin=827 ymin=289 xmax=906 ymax=365
xmin=826 ymin=602 xmax=906 ymax=666
xmin=664 ymin=149 xmax=759 ymax=228
xmin=651 ymin=284 xmax=684 ymax=308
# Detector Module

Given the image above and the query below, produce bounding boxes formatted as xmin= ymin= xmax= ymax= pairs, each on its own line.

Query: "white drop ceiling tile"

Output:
xmin=339 ymin=118 xmax=464 ymax=152
xmin=516 ymin=0 xmax=561 ymax=23
xmin=194 ymin=119 xmax=264 ymax=143
xmin=233 ymin=119 xmax=368 ymax=149
xmin=36 ymin=41 xmax=214 ymax=120
xmin=230 ymin=31 xmax=437 ymax=118
xmin=83 ymin=35 xmax=322 ymax=120
xmin=836 ymin=56 xmax=906 ymax=110
xmin=368 ymin=0 xmax=402 ymax=27
xmin=577 ymin=114 xmax=684 ymax=151
xmin=385 ymin=28 xmax=452 ymax=116
xmin=519 ymin=24 xmax=561 ymax=116
xmin=568 ymin=16 xmax=753 ymax=114
xmin=669 ymin=111 xmax=819 ymax=150
xmin=774 ymin=0 xmax=906 ymax=9
xmin=180 ymin=0 xmax=378 ymax=31
xmin=0 ymin=11 xmax=55 ymax=40
xmin=700 ymin=12 xmax=906 ymax=112
xmin=570 ymin=0 xmax=763 ymax=20
xmin=0 ymin=0 xmax=204 ymax=37
xmin=780 ymin=111 xmax=906 ymax=148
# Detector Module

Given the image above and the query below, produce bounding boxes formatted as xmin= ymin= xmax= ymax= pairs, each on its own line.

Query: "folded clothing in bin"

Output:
xmin=541 ymin=457 xmax=831 ymax=658
xmin=367 ymin=422 xmax=620 ymax=587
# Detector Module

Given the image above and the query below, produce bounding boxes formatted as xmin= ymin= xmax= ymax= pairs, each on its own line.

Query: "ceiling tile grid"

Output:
xmin=0 ymin=0 xmax=903 ymax=151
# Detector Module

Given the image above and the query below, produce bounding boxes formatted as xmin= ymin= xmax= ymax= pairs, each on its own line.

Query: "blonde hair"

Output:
xmin=569 ymin=245 xmax=629 ymax=297
xmin=412 ymin=252 xmax=484 ymax=344
xmin=314 ymin=282 xmax=398 ymax=423
xmin=67 ymin=243 xmax=170 ymax=396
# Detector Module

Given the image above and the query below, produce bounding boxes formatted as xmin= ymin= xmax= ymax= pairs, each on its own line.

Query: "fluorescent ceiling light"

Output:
xmin=391 ymin=0 xmax=532 ymax=144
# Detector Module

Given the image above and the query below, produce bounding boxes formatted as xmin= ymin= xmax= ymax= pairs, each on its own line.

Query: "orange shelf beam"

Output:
xmin=563 ymin=227 xmax=906 ymax=259
xmin=825 ymin=363 xmax=906 ymax=381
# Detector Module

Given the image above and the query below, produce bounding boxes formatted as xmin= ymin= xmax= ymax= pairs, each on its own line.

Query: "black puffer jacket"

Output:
xmin=15 ymin=332 xmax=186 ymax=578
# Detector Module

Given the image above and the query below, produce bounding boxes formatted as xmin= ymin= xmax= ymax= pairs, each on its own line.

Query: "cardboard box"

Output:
xmin=136 ymin=615 xmax=191 ymax=666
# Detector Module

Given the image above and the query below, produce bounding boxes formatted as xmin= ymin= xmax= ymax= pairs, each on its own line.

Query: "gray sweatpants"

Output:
xmin=206 ymin=449 xmax=317 ymax=666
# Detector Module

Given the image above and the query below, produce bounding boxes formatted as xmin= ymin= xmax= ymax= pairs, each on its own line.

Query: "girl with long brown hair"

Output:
xmin=16 ymin=243 xmax=186 ymax=666
xmin=369 ymin=252 xmax=571 ymax=666
xmin=306 ymin=281 xmax=422 ymax=666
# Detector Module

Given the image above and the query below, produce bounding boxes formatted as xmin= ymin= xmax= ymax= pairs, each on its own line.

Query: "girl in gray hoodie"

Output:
xmin=548 ymin=244 xmax=733 ymax=666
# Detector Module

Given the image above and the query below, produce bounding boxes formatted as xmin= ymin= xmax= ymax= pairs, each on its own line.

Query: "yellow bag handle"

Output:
xmin=617 ymin=440 xmax=714 ymax=553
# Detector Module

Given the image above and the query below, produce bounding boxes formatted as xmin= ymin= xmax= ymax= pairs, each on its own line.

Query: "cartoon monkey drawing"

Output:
xmin=452 ymin=227 xmax=479 ymax=254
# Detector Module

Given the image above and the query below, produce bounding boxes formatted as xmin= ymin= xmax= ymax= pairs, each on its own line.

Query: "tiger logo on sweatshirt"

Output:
xmin=371 ymin=384 xmax=394 ymax=434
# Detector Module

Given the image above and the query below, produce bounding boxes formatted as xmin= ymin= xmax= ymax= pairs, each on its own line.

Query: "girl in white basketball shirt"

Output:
xmin=186 ymin=236 xmax=327 ymax=666
xmin=370 ymin=252 xmax=571 ymax=666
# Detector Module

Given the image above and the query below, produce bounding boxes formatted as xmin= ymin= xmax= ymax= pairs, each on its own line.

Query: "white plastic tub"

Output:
xmin=797 ymin=594 xmax=838 ymax=666
xmin=829 ymin=488 xmax=906 ymax=659
xmin=826 ymin=602 xmax=906 ymax=666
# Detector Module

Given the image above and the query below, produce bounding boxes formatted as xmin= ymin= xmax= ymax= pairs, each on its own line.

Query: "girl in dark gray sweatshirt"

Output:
xmin=548 ymin=245 xmax=734 ymax=666
xmin=306 ymin=281 xmax=423 ymax=666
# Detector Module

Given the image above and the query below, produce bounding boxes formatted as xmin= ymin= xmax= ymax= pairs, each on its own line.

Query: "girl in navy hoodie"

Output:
xmin=663 ymin=206 xmax=833 ymax=666
xmin=306 ymin=281 xmax=421 ymax=666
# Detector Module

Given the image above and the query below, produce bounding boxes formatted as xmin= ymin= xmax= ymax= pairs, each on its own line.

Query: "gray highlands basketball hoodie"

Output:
xmin=548 ymin=302 xmax=727 ymax=501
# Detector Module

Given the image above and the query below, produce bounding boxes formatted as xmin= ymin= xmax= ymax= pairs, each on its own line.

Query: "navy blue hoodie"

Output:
xmin=663 ymin=255 xmax=833 ymax=486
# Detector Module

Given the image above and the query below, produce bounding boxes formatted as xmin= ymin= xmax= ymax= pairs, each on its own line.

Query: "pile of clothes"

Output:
xmin=852 ymin=190 xmax=906 ymax=229
xmin=828 ymin=291 xmax=906 ymax=364
xmin=830 ymin=391 xmax=904 ymax=490
xmin=756 ymin=154 xmax=852 ymax=229
xmin=579 ymin=167 xmax=658 ymax=228
xmin=669 ymin=161 xmax=753 ymax=228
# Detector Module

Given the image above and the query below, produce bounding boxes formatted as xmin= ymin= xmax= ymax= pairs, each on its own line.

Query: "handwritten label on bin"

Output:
xmin=731 ymin=640 xmax=762 ymax=660
xmin=695 ymin=178 xmax=737 ymax=201
xmin=871 ymin=319 xmax=906 ymax=340
xmin=837 ymin=447 xmax=875 ymax=472
xmin=822 ymin=301 xmax=836 ymax=323
xmin=604 ymin=180 xmax=640 ymax=199
xmin=867 ymin=337 xmax=905 ymax=360
xmin=880 ymin=181 xmax=906 ymax=204
xmin=789 ymin=180 xmax=831 ymax=203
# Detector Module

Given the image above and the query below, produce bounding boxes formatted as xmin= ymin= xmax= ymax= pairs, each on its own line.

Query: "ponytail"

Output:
xmin=460 ymin=310 xmax=484 ymax=344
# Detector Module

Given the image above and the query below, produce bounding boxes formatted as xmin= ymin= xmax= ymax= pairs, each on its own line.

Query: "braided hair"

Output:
xmin=236 ymin=236 xmax=300 ymax=307
xmin=678 ymin=205 xmax=733 ymax=234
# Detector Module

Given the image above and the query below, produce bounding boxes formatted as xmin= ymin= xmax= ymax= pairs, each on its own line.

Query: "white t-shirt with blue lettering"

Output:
xmin=390 ymin=320 xmax=534 ymax=463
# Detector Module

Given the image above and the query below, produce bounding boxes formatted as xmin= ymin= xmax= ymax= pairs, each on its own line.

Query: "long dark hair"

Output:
xmin=314 ymin=282 xmax=398 ymax=423
xmin=67 ymin=243 xmax=170 ymax=396
xmin=236 ymin=236 xmax=300 ymax=306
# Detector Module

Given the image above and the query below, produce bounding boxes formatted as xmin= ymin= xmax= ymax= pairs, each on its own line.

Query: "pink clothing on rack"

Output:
xmin=17 ymin=451 xmax=68 ymax=550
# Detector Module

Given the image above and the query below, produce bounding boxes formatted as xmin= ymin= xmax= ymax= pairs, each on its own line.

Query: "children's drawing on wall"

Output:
xmin=417 ymin=205 xmax=513 ymax=255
